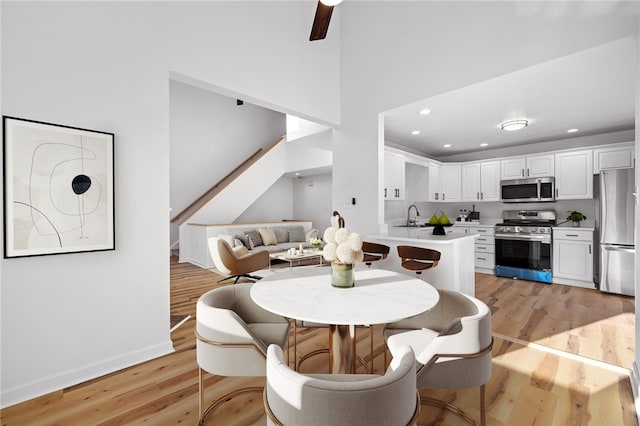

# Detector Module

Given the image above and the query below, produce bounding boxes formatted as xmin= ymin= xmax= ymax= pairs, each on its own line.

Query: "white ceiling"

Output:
xmin=383 ymin=36 xmax=637 ymax=158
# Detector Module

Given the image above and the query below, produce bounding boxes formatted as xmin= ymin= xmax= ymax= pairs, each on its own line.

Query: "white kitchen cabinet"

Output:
xmin=555 ymin=150 xmax=593 ymax=200
xmin=501 ymin=154 xmax=555 ymax=180
xmin=552 ymin=229 xmax=594 ymax=288
xmin=471 ymin=226 xmax=495 ymax=273
xmin=441 ymin=164 xmax=462 ymax=202
xmin=428 ymin=161 xmax=461 ymax=202
xmin=384 ymin=150 xmax=405 ymax=200
xmin=445 ymin=225 xmax=468 ymax=235
xmin=462 ymin=161 xmax=500 ymax=202
xmin=593 ymin=144 xmax=634 ymax=173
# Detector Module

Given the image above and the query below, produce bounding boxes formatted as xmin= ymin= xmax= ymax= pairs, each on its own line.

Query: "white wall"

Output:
xmin=1 ymin=1 xmax=339 ymax=407
xmin=336 ymin=2 xmax=639 ymax=236
xmin=169 ymin=80 xmax=286 ymax=245
xmin=293 ymin=173 xmax=333 ymax=233
xmin=235 ymin=176 xmax=294 ymax=223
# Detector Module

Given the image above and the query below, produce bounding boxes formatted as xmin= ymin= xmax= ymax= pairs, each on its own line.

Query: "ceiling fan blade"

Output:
xmin=309 ymin=1 xmax=334 ymax=41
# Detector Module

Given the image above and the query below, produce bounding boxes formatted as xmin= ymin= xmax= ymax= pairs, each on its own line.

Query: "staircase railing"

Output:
xmin=171 ymin=135 xmax=286 ymax=225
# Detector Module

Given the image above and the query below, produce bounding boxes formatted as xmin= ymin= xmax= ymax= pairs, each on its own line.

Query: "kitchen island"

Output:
xmin=366 ymin=227 xmax=478 ymax=296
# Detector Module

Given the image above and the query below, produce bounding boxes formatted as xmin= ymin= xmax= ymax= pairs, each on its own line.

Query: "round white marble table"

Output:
xmin=250 ymin=267 xmax=439 ymax=373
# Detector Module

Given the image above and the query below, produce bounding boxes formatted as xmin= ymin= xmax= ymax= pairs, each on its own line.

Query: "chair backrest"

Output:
xmin=265 ymin=344 xmax=419 ymax=426
xmin=196 ymin=283 xmax=280 ymax=377
xmin=397 ymin=245 xmax=441 ymax=273
xmin=362 ymin=241 xmax=390 ymax=265
xmin=208 ymin=237 xmax=235 ymax=275
xmin=415 ymin=291 xmax=492 ymax=389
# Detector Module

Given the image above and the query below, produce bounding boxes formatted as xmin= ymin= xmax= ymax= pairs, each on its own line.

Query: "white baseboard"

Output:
xmin=632 ymin=361 xmax=640 ymax=424
xmin=1 ymin=340 xmax=174 ymax=409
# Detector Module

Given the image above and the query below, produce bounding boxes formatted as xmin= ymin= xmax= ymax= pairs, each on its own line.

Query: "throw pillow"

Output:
xmin=233 ymin=246 xmax=250 ymax=257
xmin=288 ymin=226 xmax=305 ymax=243
xmin=244 ymin=229 xmax=263 ymax=247
xmin=259 ymin=228 xmax=277 ymax=246
xmin=235 ymin=234 xmax=251 ymax=249
xmin=273 ymin=227 xmax=289 ymax=243
xmin=305 ymin=228 xmax=319 ymax=241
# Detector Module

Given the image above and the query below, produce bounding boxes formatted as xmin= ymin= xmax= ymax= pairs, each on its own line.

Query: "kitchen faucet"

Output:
xmin=407 ymin=204 xmax=420 ymax=227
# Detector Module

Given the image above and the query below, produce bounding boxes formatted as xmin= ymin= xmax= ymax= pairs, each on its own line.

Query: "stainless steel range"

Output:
xmin=494 ymin=210 xmax=556 ymax=284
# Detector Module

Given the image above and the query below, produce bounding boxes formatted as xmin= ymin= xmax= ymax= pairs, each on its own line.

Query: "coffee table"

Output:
xmin=269 ymin=250 xmax=324 ymax=270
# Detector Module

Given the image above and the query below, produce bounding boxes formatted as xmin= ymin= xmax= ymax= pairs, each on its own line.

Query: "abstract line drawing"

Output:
xmin=3 ymin=116 xmax=115 ymax=258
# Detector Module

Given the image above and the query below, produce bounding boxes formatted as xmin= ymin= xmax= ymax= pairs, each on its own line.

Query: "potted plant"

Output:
xmin=566 ymin=210 xmax=587 ymax=227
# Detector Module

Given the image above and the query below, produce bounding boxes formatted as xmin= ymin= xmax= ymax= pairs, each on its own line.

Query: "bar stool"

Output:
xmin=362 ymin=241 xmax=390 ymax=268
xmin=397 ymin=245 xmax=441 ymax=276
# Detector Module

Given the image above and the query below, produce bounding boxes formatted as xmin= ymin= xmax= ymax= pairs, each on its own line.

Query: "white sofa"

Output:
xmin=179 ymin=221 xmax=316 ymax=269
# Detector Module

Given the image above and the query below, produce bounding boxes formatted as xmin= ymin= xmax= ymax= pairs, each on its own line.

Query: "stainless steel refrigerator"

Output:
xmin=599 ymin=168 xmax=635 ymax=296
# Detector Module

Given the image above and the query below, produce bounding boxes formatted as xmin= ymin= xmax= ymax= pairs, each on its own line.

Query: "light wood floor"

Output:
xmin=1 ymin=258 xmax=636 ymax=425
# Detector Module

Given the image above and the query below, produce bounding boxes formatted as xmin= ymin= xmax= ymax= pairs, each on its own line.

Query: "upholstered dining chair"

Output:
xmin=195 ymin=283 xmax=290 ymax=425
xmin=264 ymin=344 xmax=420 ymax=426
xmin=397 ymin=245 xmax=441 ymax=276
xmin=385 ymin=290 xmax=493 ymax=426
xmin=208 ymin=237 xmax=269 ymax=284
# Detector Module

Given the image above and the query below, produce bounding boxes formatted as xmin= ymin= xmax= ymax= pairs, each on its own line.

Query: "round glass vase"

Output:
xmin=331 ymin=262 xmax=354 ymax=288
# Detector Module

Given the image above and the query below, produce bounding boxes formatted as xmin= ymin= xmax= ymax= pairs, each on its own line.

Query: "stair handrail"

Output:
xmin=172 ymin=135 xmax=286 ymax=224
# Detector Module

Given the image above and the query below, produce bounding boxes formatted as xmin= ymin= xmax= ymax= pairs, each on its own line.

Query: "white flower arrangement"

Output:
xmin=309 ymin=237 xmax=322 ymax=248
xmin=322 ymin=214 xmax=364 ymax=265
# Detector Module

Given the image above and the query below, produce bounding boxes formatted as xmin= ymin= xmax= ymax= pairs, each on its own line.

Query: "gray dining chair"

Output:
xmin=264 ymin=343 xmax=420 ymax=426
xmin=195 ymin=283 xmax=290 ymax=425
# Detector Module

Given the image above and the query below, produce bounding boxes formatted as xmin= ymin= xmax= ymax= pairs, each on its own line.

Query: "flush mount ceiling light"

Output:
xmin=567 ymin=128 xmax=579 ymax=133
xmin=418 ymin=109 xmax=431 ymax=115
xmin=411 ymin=130 xmax=421 ymax=135
xmin=500 ymin=119 xmax=528 ymax=131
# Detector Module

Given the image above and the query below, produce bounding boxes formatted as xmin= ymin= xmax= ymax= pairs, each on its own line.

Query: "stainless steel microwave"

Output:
xmin=500 ymin=177 xmax=555 ymax=203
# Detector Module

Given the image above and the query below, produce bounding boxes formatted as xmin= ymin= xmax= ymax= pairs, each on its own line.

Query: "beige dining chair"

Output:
xmin=195 ymin=283 xmax=290 ymax=425
xmin=264 ymin=343 xmax=420 ymax=426
xmin=385 ymin=290 xmax=493 ymax=426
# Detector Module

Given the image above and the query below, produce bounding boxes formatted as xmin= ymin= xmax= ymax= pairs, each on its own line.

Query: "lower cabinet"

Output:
xmin=447 ymin=225 xmax=495 ymax=273
xmin=471 ymin=226 xmax=495 ymax=273
xmin=552 ymin=229 xmax=594 ymax=288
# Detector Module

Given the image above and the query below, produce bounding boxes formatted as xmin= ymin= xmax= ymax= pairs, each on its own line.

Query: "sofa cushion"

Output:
xmin=273 ymin=227 xmax=289 ymax=244
xmin=233 ymin=245 xmax=250 ymax=257
xmin=259 ymin=228 xmax=277 ymax=246
xmin=244 ymin=229 xmax=263 ymax=248
xmin=288 ymin=226 xmax=305 ymax=243
xmin=235 ymin=233 xmax=251 ymax=249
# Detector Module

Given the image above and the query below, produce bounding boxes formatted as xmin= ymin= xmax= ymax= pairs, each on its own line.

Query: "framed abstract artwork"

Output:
xmin=3 ymin=116 xmax=115 ymax=258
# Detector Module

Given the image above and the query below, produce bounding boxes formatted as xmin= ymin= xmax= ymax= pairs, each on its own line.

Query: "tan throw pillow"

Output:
xmin=259 ymin=228 xmax=277 ymax=246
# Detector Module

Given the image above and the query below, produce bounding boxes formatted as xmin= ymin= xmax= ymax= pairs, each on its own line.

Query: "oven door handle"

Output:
xmin=495 ymin=234 xmax=551 ymax=243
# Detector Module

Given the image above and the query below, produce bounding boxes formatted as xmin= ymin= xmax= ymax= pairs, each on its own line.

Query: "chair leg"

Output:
xmin=197 ymin=367 xmax=262 ymax=425
xmin=480 ymin=384 xmax=486 ymax=426
xmin=369 ymin=326 xmax=374 ymax=373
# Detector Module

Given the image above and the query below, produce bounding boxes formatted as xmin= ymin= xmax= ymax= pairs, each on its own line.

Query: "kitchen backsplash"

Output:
xmin=385 ymin=199 xmax=597 ymax=227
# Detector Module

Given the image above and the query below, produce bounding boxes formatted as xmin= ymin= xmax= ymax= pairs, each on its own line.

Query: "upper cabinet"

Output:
xmin=384 ymin=150 xmax=405 ymax=200
xmin=593 ymin=144 xmax=635 ymax=173
xmin=501 ymin=153 xmax=555 ymax=180
xmin=428 ymin=161 xmax=461 ymax=202
xmin=462 ymin=160 xmax=500 ymax=202
xmin=555 ymin=149 xmax=593 ymax=200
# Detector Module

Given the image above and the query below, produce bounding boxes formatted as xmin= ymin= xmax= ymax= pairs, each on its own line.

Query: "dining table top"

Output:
xmin=250 ymin=266 xmax=440 ymax=326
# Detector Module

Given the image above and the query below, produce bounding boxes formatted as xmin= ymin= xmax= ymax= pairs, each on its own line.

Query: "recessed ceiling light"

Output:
xmin=500 ymin=119 xmax=528 ymax=131
xmin=480 ymin=143 xmax=488 ymax=147
xmin=443 ymin=144 xmax=451 ymax=148
xmin=418 ymin=109 xmax=431 ymax=115
xmin=411 ymin=130 xmax=420 ymax=135
xmin=295 ymin=172 xmax=300 ymax=176
xmin=567 ymin=128 xmax=579 ymax=133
